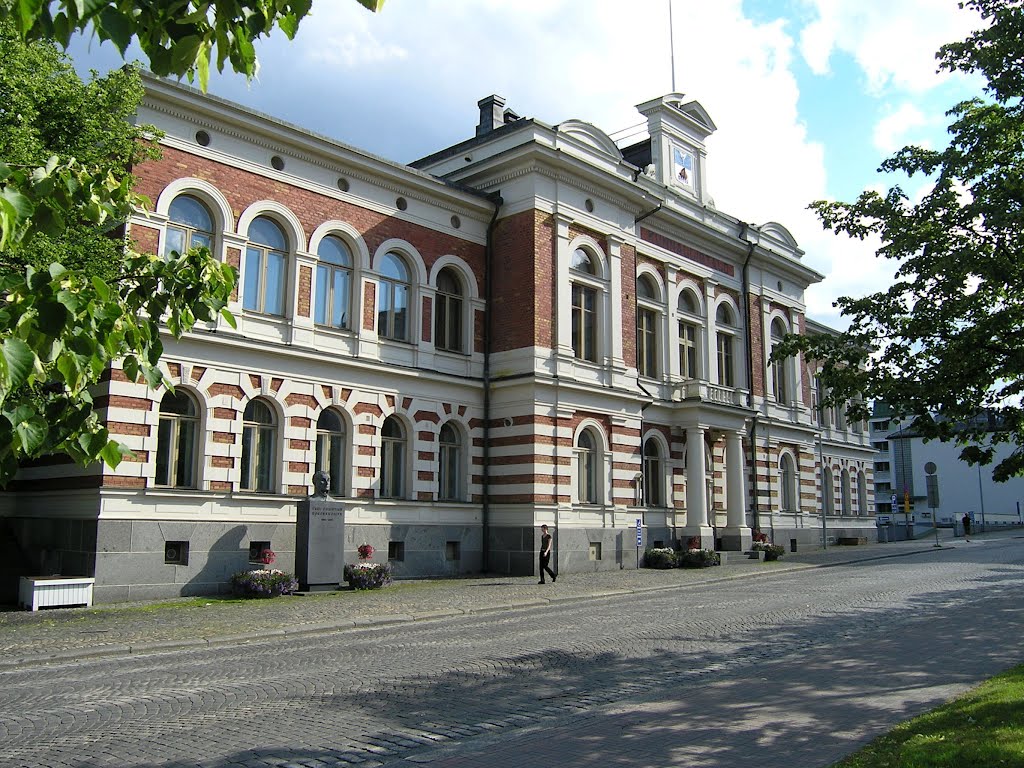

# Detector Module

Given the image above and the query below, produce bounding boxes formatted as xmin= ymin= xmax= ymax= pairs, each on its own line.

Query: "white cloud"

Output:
xmin=797 ymin=0 xmax=982 ymax=94
xmin=873 ymin=102 xmax=930 ymax=152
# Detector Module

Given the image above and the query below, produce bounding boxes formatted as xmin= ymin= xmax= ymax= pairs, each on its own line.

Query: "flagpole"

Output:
xmin=669 ymin=0 xmax=677 ymax=92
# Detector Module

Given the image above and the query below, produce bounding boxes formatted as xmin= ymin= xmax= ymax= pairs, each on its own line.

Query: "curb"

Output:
xmin=0 ymin=544 xmax=952 ymax=671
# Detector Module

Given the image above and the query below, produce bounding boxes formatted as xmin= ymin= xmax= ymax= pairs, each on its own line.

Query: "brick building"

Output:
xmin=0 ymin=78 xmax=875 ymax=602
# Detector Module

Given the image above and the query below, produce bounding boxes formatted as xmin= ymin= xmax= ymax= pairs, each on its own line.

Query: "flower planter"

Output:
xmin=19 ymin=576 xmax=95 ymax=611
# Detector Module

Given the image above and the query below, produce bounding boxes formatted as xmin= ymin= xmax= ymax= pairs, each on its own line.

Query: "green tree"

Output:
xmin=779 ymin=0 xmax=1024 ymax=480
xmin=0 ymin=0 xmax=385 ymax=90
xmin=0 ymin=24 xmax=237 ymax=483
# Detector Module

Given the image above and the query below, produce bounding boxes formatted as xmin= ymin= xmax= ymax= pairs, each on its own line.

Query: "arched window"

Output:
xmin=857 ymin=471 xmax=868 ymax=516
xmin=315 ymin=235 xmax=352 ymax=329
xmin=378 ymin=252 xmax=411 ymax=341
xmin=822 ymin=466 xmax=835 ymax=516
xmin=241 ymin=399 xmax=277 ymax=492
xmin=165 ymin=195 xmax=213 ymax=257
xmin=716 ymin=303 xmax=737 ymax=387
xmin=780 ymin=453 xmax=796 ymax=512
xmin=315 ymin=409 xmax=346 ymax=496
xmin=771 ymin=318 xmax=789 ymax=403
xmin=243 ymin=216 xmax=288 ymax=316
xmin=841 ymin=468 xmax=852 ymax=515
xmin=677 ymin=289 xmax=702 ymax=380
xmin=636 ymin=274 xmax=660 ymax=378
xmin=575 ymin=428 xmax=601 ymax=504
xmin=438 ymin=421 xmax=463 ymax=501
xmin=155 ymin=390 xmax=199 ymax=488
xmin=380 ymin=416 xmax=406 ymax=498
xmin=435 ymin=267 xmax=464 ymax=353
xmin=570 ymin=247 xmax=600 ymax=363
xmin=642 ymin=437 xmax=663 ymax=507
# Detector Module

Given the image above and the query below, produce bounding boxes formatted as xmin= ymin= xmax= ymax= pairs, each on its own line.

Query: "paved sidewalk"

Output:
xmin=0 ymin=530 xmax=984 ymax=669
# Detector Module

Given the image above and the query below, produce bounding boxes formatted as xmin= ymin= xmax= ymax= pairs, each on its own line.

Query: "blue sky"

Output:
xmin=69 ymin=0 xmax=985 ymax=328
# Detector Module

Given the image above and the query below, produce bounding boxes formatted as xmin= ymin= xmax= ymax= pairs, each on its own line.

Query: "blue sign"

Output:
xmin=636 ymin=518 xmax=643 ymax=547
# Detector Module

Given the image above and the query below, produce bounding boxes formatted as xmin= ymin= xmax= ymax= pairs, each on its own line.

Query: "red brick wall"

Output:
xmin=620 ymin=243 xmax=638 ymax=368
xmin=491 ymin=209 xmax=548 ymax=353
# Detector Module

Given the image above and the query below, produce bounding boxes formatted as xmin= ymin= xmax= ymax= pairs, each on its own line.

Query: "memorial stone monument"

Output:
xmin=295 ymin=471 xmax=345 ymax=591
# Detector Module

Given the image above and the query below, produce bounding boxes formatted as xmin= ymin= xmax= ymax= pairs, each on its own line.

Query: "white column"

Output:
xmin=726 ymin=431 xmax=746 ymax=528
xmin=607 ymin=236 xmax=624 ymax=369
xmin=685 ymin=427 xmax=707 ymax=527
xmin=554 ymin=214 xmax=574 ymax=359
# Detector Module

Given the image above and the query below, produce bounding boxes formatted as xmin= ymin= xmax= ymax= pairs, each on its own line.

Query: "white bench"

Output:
xmin=19 ymin=576 xmax=96 ymax=611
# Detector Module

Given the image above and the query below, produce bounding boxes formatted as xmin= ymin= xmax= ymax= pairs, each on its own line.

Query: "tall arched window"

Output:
xmin=315 ymin=409 xmax=346 ymax=496
xmin=378 ymin=252 xmax=411 ymax=341
xmin=241 ymin=399 xmax=277 ymax=492
xmin=575 ymin=428 xmax=601 ymax=504
xmin=435 ymin=267 xmax=464 ymax=353
xmin=841 ymin=468 xmax=852 ymax=515
xmin=155 ymin=390 xmax=199 ymax=488
xmin=315 ymin=235 xmax=352 ymax=329
xmin=380 ymin=416 xmax=406 ymax=498
xmin=677 ymin=289 xmax=702 ymax=380
xmin=822 ymin=466 xmax=835 ymax=516
xmin=165 ymin=195 xmax=213 ymax=257
xmin=780 ymin=453 xmax=796 ymax=512
xmin=438 ymin=421 xmax=463 ymax=501
xmin=636 ymin=274 xmax=660 ymax=378
xmin=857 ymin=471 xmax=868 ymax=516
xmin=642 ymin=438 xmax=663 ymax=507
xmin=243 ymin=216 xmax=288 ymax=316
xmin=570 ymin=247 xmax=599 ymax=363
xmin=771 ymin=318 xmax=790 ymax=403
xmin=716 ymin=303 xmax=737 ymax=387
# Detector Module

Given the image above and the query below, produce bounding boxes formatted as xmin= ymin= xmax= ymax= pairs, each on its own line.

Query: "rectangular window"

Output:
xmin=439 ymin=444 xmax=460 ymax=501
xmin=637 ymin=308 xmax=657 ymax=377
xmin=388 ymin=541 xmax=405 ymax=562
xmin=717 ymin=334 xmax=734 ymax=387
xmin=445 ymin=541 xmax=461 ymax=561
xmin=679 ymin=322 xmax=697 ymax=378
xmin=248 ymin=541 xmax=272 ymax=562
xmin=164 ymin=541 xmax=189 ymax=566
xmin=572 ymin=284 xmax=597 ymax=362
xmin=588 ymin=542 xmax=602 ymax=561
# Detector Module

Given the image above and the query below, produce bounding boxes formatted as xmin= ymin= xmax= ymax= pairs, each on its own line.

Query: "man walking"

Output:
xmin=962 ymin=513 xmax=972 ymax=541
xmin=539 ymin=524 xmax=557 ymax=584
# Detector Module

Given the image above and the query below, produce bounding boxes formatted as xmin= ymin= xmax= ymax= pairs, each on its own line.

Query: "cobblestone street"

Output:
xmin=2 ymin=533 xmax=1023 ymax=768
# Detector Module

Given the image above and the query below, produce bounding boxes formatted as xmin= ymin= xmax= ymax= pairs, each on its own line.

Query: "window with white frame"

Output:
xmin=315 ymin=409 xmax=347 ymax=496
xmin=570 ymin=247 xmax=600 ymax=363
xmin=438 ymin=421 xmax=463 ymax=501
xmin=314 ymin=235 xmax=352 ymax=329
xmin=857 ymin=471 xmax=868 ymax=515
xmin=380 ymin=415 xmax=406 ymax=498
xmin=715 ymin=303 xmax=737 ymax=387
xmin=841 ymin=468 xmax=852 ymax=515
xmin=243 ymin=216 xmax=288 ymax=316
xmin=165 ymin=195 xmax=213 ymax=257
xmin=435 ymin=267 xmax=464 ymax=353
xmin=155 ymin=390 xmax=199 ymax=488
xmin=241 ymin=399 xmax=277 ymax=492
xmin=642 ymin=437 xmax=663 ymax=507
xmin=575 ymin=427 xmax=601 ymax=504
xmin=780 ymin=452 xmax=796 ymax=512
xmin=816 ymin=376 xmax=832 ymax=428
xmin=378 ymin=252 xmax=411 ymax=341
xmin=677 ymin=289 xmax=702 ymax=380
xmin=771 ymin=317 xmax=790 ymax=404
xmin=636 ymin=274 xmax=661 ymax=378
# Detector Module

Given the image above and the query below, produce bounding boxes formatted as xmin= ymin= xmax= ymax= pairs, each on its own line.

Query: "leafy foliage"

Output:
xmin=0 ymin=26 xmax=235 ymax=486
xmin=0 ymin=0 xmax=385 ymax=91
xmin=776 ymin=0 xmax=1024 ymax=481
xmin=231 ymin=568 xmax=299 ymax=598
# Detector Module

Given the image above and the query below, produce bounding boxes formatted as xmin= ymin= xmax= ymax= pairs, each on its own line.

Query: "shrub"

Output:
xmin=230 ymin=568 xmax=298 ymax=598
xmin=644 ymin=547 xmax=678 ymax=569
xmin=357 ymin=543 xmax=375 ymax=560
xmin=752 ymin=542 xmax=785 ymax=560
xmin=678 ymin=549 xmax=721 ymax=568
xmin=344 ymin=562 xmax=393 ymax=589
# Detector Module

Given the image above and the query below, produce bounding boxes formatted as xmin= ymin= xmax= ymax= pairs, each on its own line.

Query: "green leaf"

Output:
xmin=2 ymin=337 xmax=36 ymax=390
xmin=97 ymin=6 xmax=133 ymax=53
xmin=99 ymin=439 xmax=124 ymax=469
xmin=14 ymin=415 xmax=48 ymax=454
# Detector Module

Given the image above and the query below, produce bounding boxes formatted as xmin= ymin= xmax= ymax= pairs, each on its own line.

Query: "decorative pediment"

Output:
xmin=759 ymin=221 xmax=800 ymax=249
xmin=557 ymin=120 xmax=623 ymax=160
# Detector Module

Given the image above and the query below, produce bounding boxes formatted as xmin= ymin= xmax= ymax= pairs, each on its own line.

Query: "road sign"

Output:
xmin=877 ymin=515 xmax=891 ymax=524
xmin=636 ymin=518 xmax=643 ymax=547
xmin=891 ymin=493 xmax=898 ymax=513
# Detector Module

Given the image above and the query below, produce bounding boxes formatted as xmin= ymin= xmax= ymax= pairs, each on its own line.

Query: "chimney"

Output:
xmin=476 ymin=94 xmax=507 ymax=137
